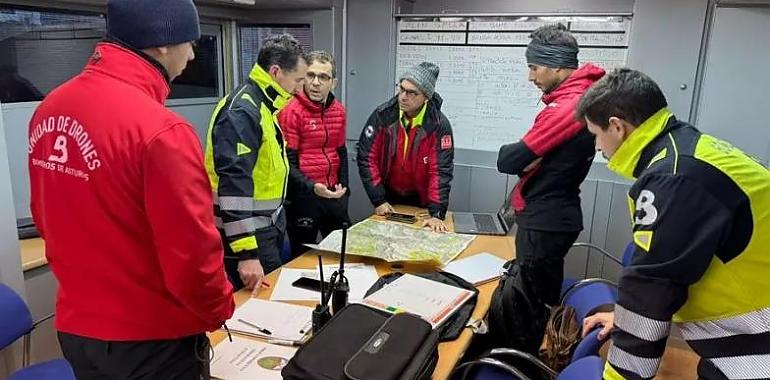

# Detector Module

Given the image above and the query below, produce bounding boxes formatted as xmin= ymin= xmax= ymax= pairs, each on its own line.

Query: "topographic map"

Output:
xmin=315 ymin=219 xmax=476 ymax=266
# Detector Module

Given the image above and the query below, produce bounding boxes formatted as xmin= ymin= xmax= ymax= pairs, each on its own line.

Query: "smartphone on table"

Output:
xmin=386 ymin=212 xmax=417 ymax=224
xmin=291 ymin=276 xmax=330 ymax=292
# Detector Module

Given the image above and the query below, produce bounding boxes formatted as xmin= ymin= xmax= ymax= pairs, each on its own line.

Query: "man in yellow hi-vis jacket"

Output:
xmin=578 ymin=68 xmax=770 ymax=380
xmin=205 ymin=34 xmax=307 ymax=295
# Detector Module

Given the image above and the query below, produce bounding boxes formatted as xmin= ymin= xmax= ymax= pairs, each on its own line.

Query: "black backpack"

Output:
xmin=485 ymin=259 xmax=549 ymax=354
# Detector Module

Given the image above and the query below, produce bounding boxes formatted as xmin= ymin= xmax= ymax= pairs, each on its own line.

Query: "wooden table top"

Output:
xmin=19 ymin=237 xmax=47 ymax=271
xmin=209 ymin=207 xmax=515 ymax=379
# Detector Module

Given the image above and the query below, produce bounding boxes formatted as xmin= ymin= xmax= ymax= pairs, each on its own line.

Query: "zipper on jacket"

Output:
xmin=275 ymin=120 xmax=288 ymax=209
xmin=321 ymin=107 xmax=333 ymax=187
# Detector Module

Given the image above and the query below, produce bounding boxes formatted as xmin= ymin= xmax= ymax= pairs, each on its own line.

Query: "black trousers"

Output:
xmin=286 ymin=194 xmax=350 ymax=257
xmin=58 ymin=332 xmax=210 ymax=380
xmin=515 ymin=227 xmax=580 ymax=306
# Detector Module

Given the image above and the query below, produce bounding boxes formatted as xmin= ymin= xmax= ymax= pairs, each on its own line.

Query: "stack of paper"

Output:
xmin=360 ymin=273 xmax=475 ymax=328
xmin=443 ymin=252 xmax=507 ymax=285
xmin=210 ymin=337 xmax=297 ymax=380
xmin=226 ymin=299 xmax=312 ymax=344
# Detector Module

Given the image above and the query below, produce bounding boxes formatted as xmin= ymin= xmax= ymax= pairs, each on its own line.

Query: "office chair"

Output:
xmin=452 ymin=355 xmax=604 ymax=380
xmin=0 ymin=283 xmax=75 ymax=380
xmin=454 ymin=275 xmax=617 ymax=380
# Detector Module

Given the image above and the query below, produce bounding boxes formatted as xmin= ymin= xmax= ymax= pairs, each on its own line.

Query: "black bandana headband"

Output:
xmin=525 ymin=41 xmax=579 ymax=69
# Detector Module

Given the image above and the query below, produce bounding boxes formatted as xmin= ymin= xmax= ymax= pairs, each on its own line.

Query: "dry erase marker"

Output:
xmin=237 ymin=318 xmax=272 ymax=335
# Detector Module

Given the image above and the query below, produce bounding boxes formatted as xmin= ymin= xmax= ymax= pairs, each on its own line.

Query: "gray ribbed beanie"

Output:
xmin=400 ymin=62 xmax=440 ymax=99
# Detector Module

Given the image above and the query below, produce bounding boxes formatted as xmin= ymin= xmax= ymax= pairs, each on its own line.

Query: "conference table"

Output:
xmin=209 ymin=206 xmax=516 ymax=379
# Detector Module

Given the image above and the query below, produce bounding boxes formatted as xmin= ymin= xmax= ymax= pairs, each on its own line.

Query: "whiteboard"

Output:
xmin=396 ymin=16 xmax=631 ymax=152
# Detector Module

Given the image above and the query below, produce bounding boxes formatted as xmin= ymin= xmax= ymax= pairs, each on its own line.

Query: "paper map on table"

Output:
xmin=314 ymin=219 xmax=476 ymax=266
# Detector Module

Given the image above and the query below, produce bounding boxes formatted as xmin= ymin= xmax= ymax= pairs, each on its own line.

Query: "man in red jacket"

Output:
xmin=279 ymin=50 xmax=350 ymax=256
xmin=357 ymin=62 xmax=454 ymax=232
xmin=497 ymin=24 xmax=604 ymax=306
xmin=27 ymin=1 xmax=234 ymax=378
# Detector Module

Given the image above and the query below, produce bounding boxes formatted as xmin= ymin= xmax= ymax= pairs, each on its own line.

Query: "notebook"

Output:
xmin=360 ymin=273 xmax=474 ymax=328
xmin=226 ymin=299 xmax=313 ymax=344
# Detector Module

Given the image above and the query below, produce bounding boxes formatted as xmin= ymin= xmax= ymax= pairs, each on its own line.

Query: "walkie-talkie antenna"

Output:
xmin=319 ymin=255 xmax=326 ymax=304
xmin=339 ymin=223 xmax=348 ymax=274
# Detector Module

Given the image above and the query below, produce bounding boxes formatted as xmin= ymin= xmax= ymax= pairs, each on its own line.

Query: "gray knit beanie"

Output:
xmin=107 ymin=0 xmax=201 ymax=49
xmin=400 ymin=62 xmax=440 ymax=99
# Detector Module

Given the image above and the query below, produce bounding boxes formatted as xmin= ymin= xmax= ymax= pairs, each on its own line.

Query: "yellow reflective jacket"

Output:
xmin=603 ymin=108 xmax=770 ymax=380
xmin=204 ymin=65 xmax=291 ymax=258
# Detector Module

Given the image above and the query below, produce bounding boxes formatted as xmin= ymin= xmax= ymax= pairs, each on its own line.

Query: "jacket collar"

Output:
xmin=295 ymin=89 xmax=336 ymax=112
xmin=608 ymin=107 xmax=674 ymax=179
xmin=248 ymin=65 xmax=293 ymax=112
xmin=399 ymin=102 xmax=427 ymax=129
xmin=378 ymin=92 xmax=444 ymax=133
xmin=542 ymin=63 xmax=606 ymax=105
xmin=84 ymin=42 xmax=170 ymax=103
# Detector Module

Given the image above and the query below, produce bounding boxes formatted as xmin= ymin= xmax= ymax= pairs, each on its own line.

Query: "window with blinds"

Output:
xmin=237 ymin=24 xmax=312 ymax=82
xmin=0 ymin=6 xmax=222 ymax=103
xmin=0 ymin=7 xmax=105 ymax=103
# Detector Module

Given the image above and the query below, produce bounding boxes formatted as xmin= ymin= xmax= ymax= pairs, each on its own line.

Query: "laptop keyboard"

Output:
xmin=474 ymin=214 xmax=498 ymax=232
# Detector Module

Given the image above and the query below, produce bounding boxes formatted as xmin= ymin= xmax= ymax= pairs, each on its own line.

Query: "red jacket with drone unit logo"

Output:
xmin=28 ymin=42 xmax=234 ymax=341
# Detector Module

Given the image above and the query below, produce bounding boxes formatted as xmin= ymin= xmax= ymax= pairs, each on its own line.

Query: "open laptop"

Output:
xmin=452 ymin=191 xmax=515 ymax=236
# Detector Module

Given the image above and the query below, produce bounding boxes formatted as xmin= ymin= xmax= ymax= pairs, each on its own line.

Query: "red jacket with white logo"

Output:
xmin=357 ymin=94 xmax=454 ymax=219
xmin=28 ymin=42 xmax=234 ymax=341
xmin=278 ymin=91 xmax=348 ymax=195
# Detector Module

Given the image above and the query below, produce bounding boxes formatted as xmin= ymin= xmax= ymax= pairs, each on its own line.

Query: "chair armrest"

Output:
xmin=559 ymin=278 xmax=618 ymax=305
xmin=450 ymin=357 xmax=534 ymax=380
xmin=32 ymin=313 xmax=54 ymax=329
xmin=485 ymin=348 xmax=559 ymax=378
xmin=570 ymin=242 xmax=623 ymax=266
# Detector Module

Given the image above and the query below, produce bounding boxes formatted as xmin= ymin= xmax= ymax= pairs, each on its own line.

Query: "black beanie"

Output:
xmin=107 ymin=0 xmax=201 ymax=50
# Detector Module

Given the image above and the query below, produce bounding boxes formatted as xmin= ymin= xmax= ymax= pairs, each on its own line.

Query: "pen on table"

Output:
xmin=268 ymin=338 xmax=300 ymax=347
xmin=237 ymin=318 xmax=272 ymax=335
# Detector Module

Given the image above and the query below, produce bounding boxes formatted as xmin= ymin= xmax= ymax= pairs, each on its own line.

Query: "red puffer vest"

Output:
xmin=280 ymin=91 xmax=346 ymax=187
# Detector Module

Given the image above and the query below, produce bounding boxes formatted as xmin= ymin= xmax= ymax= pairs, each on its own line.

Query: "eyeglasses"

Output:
xmin=397 ymin=85 xmax=422 ymax=99
xmin=306 ymin=72 xmax=333 ymax=84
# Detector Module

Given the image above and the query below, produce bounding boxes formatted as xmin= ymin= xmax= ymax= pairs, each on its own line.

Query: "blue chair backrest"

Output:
xmin=562 ymin=282 xmax=617 ymax=323
xmin=571 ymin=328 xmax=604 ymax=363
xmin=622 ymin=242 xmax=636 ymax=267
xmin=0 ymin=283 xmax=33 ymax=350
xmin=558 ymin=356 xmax=604 ymax=380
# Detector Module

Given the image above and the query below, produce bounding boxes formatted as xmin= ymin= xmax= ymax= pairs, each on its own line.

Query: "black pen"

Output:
xmin=237 ymin=318 xmax=272 ymax=335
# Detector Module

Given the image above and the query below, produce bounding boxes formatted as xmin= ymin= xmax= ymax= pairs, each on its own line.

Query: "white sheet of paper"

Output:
xmin=226 ymin=299 xmax=312 ymax=343
xmin=269 ymin=268 xmax=322 ymax=302
xmin=210 ymin=337 xmax=296 ymax=380
xmin=270 ymin=264 xmax=380 ymax=303
xmin=443 ymin=252 xmax=507 ymax=285
xmin=318 ymin=263 xmax=380 ymax=302
xmin=360 ymin=273 xmax=474 ymax=328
